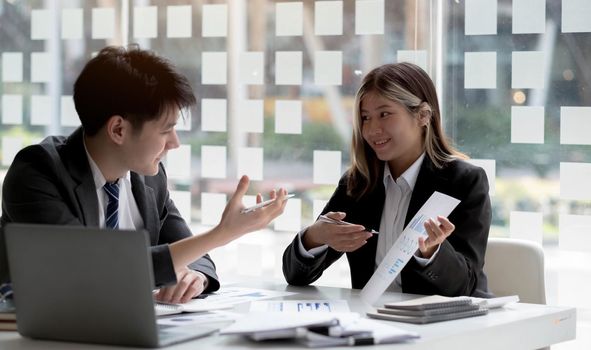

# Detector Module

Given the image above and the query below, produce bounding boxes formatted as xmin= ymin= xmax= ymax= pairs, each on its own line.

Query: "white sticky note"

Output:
xmin=203 ymin=4 xmax=227 ymax=37
xmin=562 ymin=0 xmax=591 ymax=33
xmin=315 ymin=51 xmax=342 ymax=85
xmin=61 ymin=8 xmax=83 ymax=39
xmin=167 ymin=5 xmax=192 ymax=38
xmin=275 ymin=100 xmax=302 ymax=134
xmin=201 ymin=145 xmax=226 ymax=179
xmin=237 ymin=99 xmax=264 ymax=133
xmin=560 ymin=106 xmax=591 ymax=145
xmin=237 ymin=147 xmax=263 ymax=181
xmin=559 ymin=214 xmax=591 ymax=252
xmin=31 ymin=52 xmax=51 ymax=83
xmin=133 ymin=6 xmax=157 ymax=38
xmin=201 ymin=192 xmax=227 ymax=226
xmin=513 ymin=0 xmax=545 ymax=34
xmin=276 ymin=2 xmax=303 ymax=36
xmin=1 ymin=95 xmax=23 ymax=125
xmin=355 ymin=0 xmax=384 ymax=35
xmin=313 ymin=151 xmax=342 ymax=185
xmin=510 ymin=211 xmax=543 ymax=245
xmin=511 ymin=106 xmax=544 ymax=144
xmin=170 ymin=190 xmax=191 ymax=224
xmin=313 ymin=199 xmax=329 ymax=221
xmin=92 ymin=8 xmax=115 ymax=39
xmin=165 ymin=144 xmax=191 ymax=180
xmin=239 ymin=52 xmax=264 ymax=85
xmin=274 ymin=198 xmax=302 ymax=232
xmin=512 ymin=51 xmax=545 ymax=89
xmin=560 ymin=162 xmax=591 ymax=200
xmin=275 ymin=51 xmax=302 ymax=85
xmin=30 ymin=95 xmax=52 ymax=126
xmin=465 ymin=0 xmax=497 ymax=35
xmin=2 ymin=52 xmax=23 ymax=82
xmin=61 ymin=96 xmax=80 ymax=127
xmin=315 ymin=1 xmax=343 ymax=35
xmin=31 ymin=9 xmax=52 ymax=40
xmin=202 ymin=52 xmax=227 ymax=85
xmin=467 ymin=159 xmax=496 ymax=195
xmin=201 ymin=98 xmax=227 ymax=132
xmin=464 ymin=52 xmax=496 ymax=89
xmin=2 ymin=137 xmax=23 ymax=166
xmin=397 ymin=50 xmax=428 ymax=72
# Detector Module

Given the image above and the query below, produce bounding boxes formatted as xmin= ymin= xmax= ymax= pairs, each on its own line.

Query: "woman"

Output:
xmin=282 ymin=63 xmax=491 ymax=297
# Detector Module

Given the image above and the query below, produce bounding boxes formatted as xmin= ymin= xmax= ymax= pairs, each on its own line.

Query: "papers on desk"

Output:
xmin=249 ymin=300 xmax=350 ymax=313
xmin=155 ymin=287 xmax=296 ymax=316
xmin=220 ymin=312 xmax=419 ymax=347
xmin=157 ymin=310 xmax=243 ymax=327
xmin=360 ymin=191 xmax=461 ymax=305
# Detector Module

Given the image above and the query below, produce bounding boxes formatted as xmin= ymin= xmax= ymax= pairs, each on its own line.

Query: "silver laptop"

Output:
xmin=4 ymin=223 xmax=220 ymax=347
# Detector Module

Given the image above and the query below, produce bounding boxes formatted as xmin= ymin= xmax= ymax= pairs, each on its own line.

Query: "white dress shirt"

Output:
xmin=84 ymin=143 xmax=144 ymax=230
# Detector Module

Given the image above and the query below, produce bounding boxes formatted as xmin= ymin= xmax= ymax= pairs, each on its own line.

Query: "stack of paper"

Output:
xmin=220 ymin=312 xmax=419 ymax=347
xmin=367 ymin=295 xmax=518 ymax=324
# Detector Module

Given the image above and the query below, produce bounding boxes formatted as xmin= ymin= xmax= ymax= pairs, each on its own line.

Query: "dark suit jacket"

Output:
xmin=283 ymin=157 xmax=492 ymax=297
xmin=0 ymin=127 xmax=219 ymax=291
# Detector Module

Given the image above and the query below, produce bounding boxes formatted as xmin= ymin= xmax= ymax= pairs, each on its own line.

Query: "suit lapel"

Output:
xmin=131 ymin=173 xmax=159 ymax=243
xmin=65 ymin=128 xmax=100 ymax=226
xmin=405 ymin=156 xmax=446 ymax=226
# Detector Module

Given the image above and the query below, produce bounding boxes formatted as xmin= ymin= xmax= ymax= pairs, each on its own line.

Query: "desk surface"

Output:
xmin=0 ymin=281 xmax=576 ymax=350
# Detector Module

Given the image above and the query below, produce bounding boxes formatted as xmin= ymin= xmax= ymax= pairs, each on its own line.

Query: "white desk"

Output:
xmin=0 ymin=281 xmax=576 ymax=350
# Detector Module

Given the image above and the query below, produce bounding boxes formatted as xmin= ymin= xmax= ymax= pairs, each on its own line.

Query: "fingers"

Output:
xmin=325 ymin=211 xmax=346 ymax=221
xmin=229 ymin=175 xmax=250 ymax=205
xmin=155 ymin=271 xmax=205 ymax=304
xmin=255 ymin=193 xmax=263 ymax=204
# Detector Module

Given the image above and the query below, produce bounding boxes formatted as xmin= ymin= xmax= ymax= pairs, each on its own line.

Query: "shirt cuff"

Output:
xmin=297 ymin=230 xmax=328 ymax=258
xmin=413 ymin=244 xmax=441 ymax=266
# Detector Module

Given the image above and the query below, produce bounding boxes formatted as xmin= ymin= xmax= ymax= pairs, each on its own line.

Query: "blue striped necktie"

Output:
xmin=103 ymin=181 xmax=120 ymax=229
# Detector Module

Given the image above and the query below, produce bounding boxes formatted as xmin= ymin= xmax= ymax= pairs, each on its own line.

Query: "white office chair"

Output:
xmin=483 ymin=237 xmax=546 ymax=304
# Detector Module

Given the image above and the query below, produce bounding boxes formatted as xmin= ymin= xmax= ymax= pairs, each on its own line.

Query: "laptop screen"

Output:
xmin=5 ymin=224 xmax=161 ymax=347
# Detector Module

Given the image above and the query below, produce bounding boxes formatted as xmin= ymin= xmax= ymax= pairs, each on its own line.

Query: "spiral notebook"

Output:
xmin=367 ymin=295 xmax=489 ymax=324
xmin=367 ymin=307 xmax=488 ymax=324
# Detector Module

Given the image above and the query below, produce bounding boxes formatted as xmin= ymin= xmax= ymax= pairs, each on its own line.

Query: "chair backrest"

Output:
xmin=483 ymin=237 xmax=546 ymax=304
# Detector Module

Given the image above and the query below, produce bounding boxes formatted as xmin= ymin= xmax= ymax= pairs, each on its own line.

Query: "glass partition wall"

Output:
xmin=1 ymin=1 xmax=589 ymax=348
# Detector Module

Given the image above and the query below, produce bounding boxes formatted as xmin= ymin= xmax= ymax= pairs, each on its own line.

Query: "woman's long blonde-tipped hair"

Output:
xmin=347 ymin=62 xmax=467 ymax=198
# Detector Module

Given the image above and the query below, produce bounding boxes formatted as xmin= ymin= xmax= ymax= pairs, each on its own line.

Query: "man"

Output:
xmin=0 ymin=45 xmax=286 ymax=304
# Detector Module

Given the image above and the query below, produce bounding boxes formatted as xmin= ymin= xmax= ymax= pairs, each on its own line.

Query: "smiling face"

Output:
xmin=360 ymin=91 xmax=427 ymax=176
xmin=121 ymin=108 xmax=181 ymax=176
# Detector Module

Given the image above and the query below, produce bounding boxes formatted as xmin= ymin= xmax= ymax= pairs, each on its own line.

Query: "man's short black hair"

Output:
xmin=73 ymin=45 xmax=196 ymax=136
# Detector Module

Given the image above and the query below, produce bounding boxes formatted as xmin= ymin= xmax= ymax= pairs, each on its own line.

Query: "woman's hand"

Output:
xmin=418 ymin=215 xmax=455 ymax=259
xmin=302 ymin=212 xmax=373 ymax=252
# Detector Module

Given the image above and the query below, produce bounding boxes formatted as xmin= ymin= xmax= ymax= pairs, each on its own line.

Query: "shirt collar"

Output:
xmin=83 ymin=138 xmax=130 ymax=190
xmin=382 ymin=153 xmax=425 ymax=191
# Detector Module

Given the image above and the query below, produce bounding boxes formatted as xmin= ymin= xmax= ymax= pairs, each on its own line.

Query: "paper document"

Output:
xmin=156 ymin=287 xmax=296 ymax=315
xmin=249 ymin=300 xmax=350 ymax=313
xmin=360 ymin=191 xmax=461 ymax=304
xmin=157 ymin=310 xmax=242 ymax=326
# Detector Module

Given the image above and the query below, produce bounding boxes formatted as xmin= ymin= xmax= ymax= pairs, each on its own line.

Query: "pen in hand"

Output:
xmin=318 ymin=215 xmax=379 ymax=234
xmin=241 ymin=194 xmax=295 ymax=213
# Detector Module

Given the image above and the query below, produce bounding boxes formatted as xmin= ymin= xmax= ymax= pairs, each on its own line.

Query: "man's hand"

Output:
xmin=154 ymin=268 xmax=208 ymax=304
